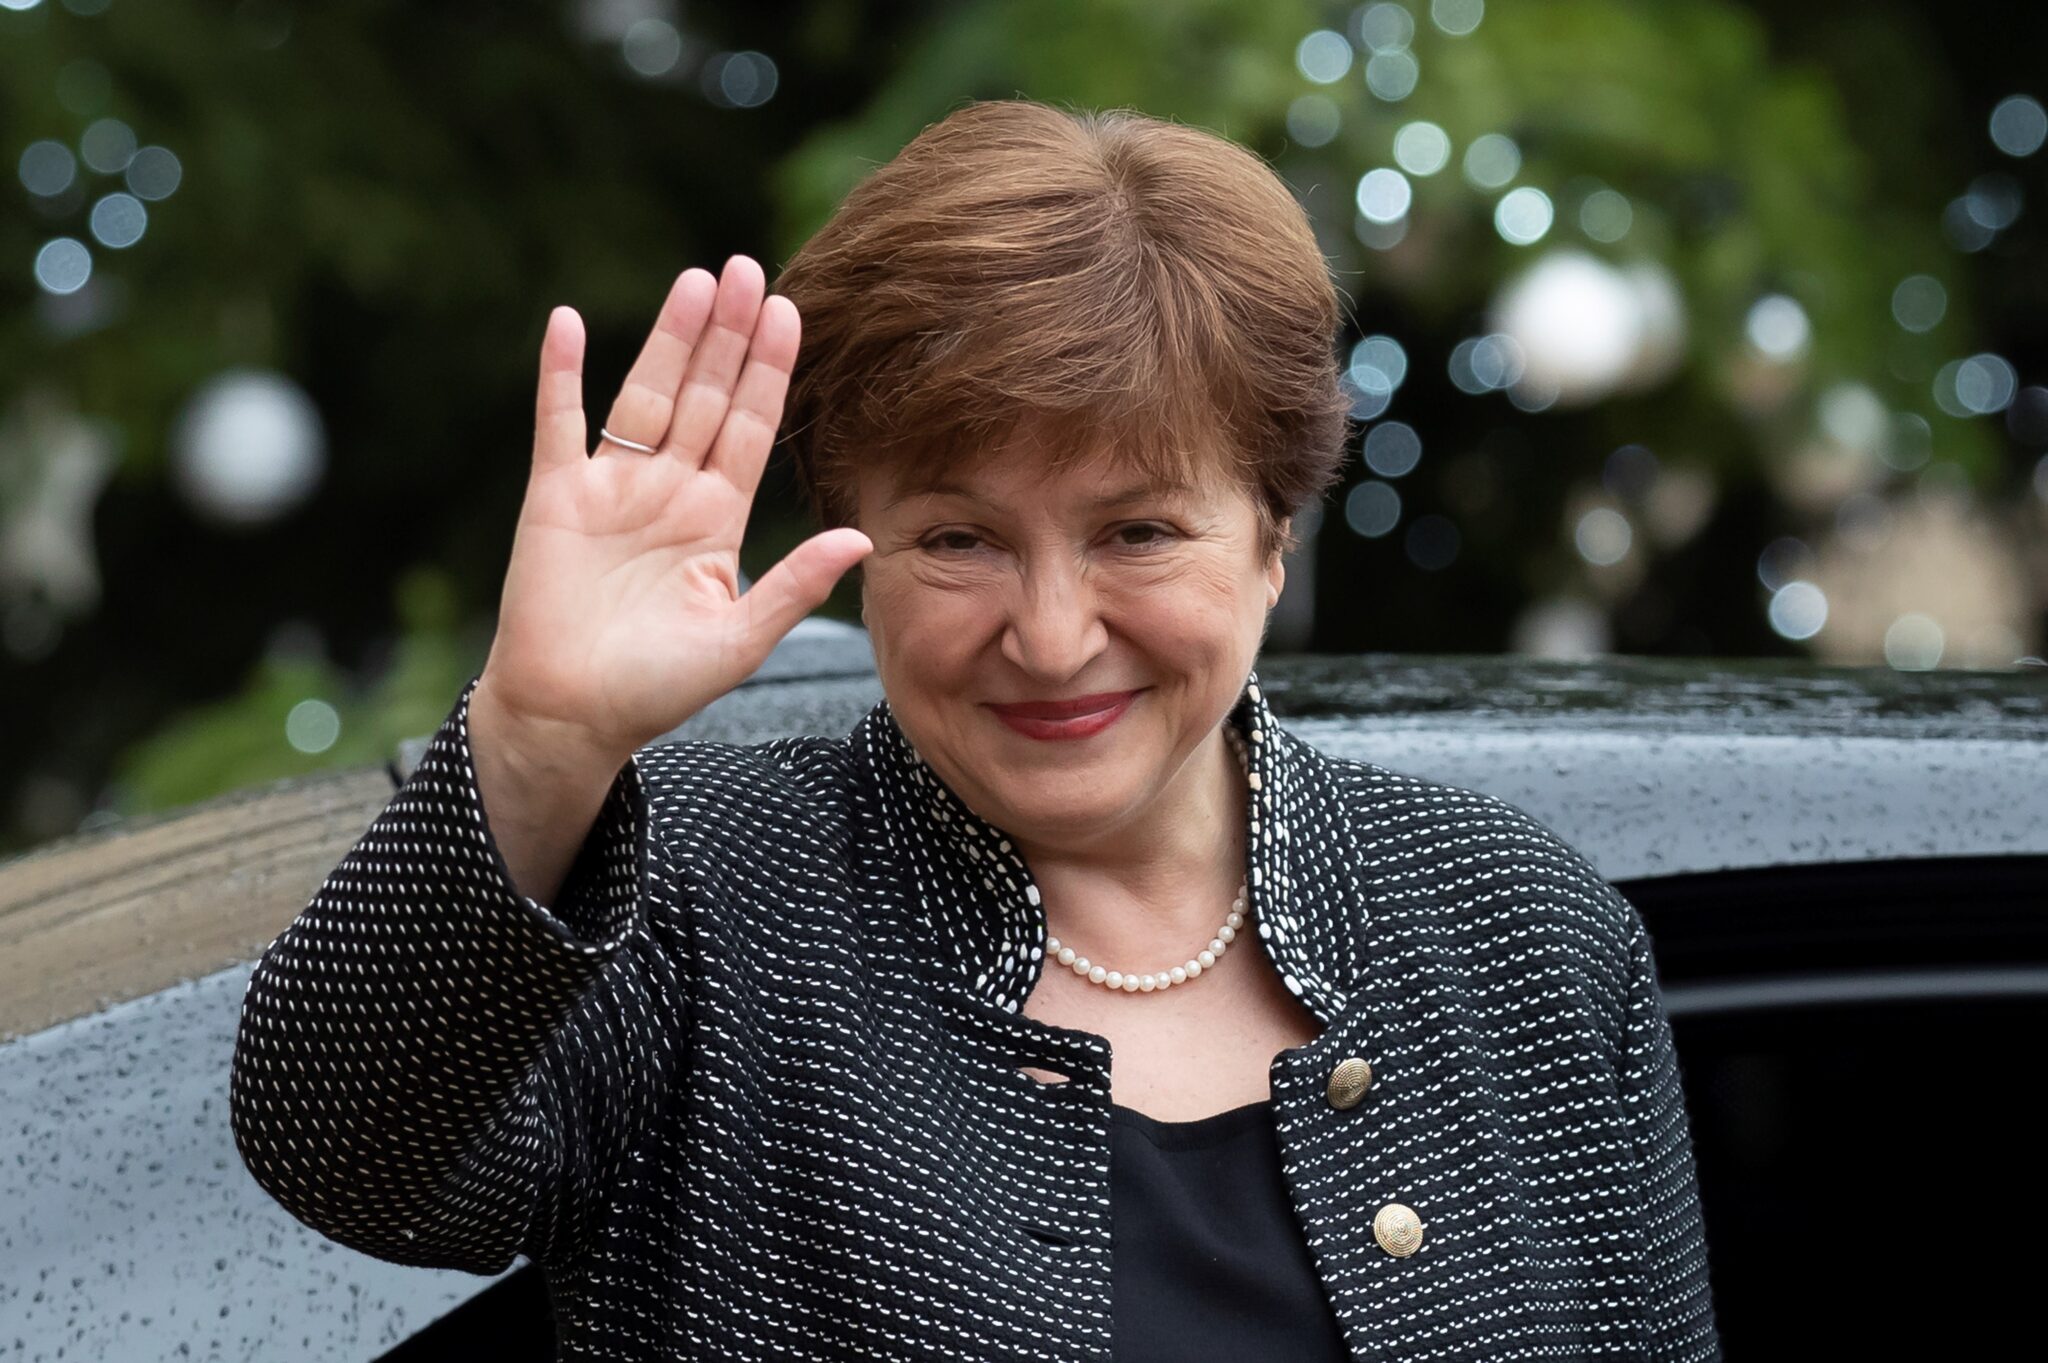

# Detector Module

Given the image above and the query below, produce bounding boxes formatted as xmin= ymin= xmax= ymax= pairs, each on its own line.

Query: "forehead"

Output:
xmin=871 ymin=418 xmax=1233 ymax=513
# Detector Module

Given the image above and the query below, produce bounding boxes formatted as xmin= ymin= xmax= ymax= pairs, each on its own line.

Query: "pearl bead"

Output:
xmin=1198 ymin=950 xmax=1215 ymax=968
xmin=1057 ymin=946 xmax=1075 ymax=965
xmin=1088 ymin=966 xmax=1107 ymax=984
xmin=1105 ymin=971 xmax=1122 ymax=989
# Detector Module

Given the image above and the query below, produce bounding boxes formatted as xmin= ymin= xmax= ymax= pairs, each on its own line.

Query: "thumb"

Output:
xmin=734 ymin=527 xmax=873 ymax=664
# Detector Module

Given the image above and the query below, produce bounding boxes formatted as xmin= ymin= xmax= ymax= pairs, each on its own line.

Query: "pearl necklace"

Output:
xmin=1044 ymin=723 xmax=1252 ymax=995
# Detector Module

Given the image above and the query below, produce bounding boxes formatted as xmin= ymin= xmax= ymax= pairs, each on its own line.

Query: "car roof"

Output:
xmin=607 ymin=624 xmax=2048 ymax=880
xmin=10 ymin=624 xmax=2037 ymax=1361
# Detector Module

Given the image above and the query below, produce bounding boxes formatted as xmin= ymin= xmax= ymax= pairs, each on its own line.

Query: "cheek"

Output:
xmin=1109 ymin=555 xmax=1263 ymax=641
xmin=863 ymin=561 xmax=994 ymax=653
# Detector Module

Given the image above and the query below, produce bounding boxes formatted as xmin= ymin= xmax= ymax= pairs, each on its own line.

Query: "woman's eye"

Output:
xmin=922 ymin=530 xmax=984 ymax=553
xmin=1113 ymin=523 xmax=1173 ymax=548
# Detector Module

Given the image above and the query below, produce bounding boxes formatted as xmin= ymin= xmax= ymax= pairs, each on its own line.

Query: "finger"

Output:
xmin=598 ymin=268 xmax=717 ymax=459
xmin=661 ymin=254 xmax=766 ymax=468
xmin=535 ymin=306 xmax=588 ymax=475
xmin=734 ymin=527 xmax=873 ymax=669
xmin=703 ymin=292 xmax=800 ymax=495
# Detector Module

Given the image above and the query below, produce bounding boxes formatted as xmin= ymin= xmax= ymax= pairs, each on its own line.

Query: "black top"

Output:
xmin=1110 ymin=1098 xmax=1349 ymax=1360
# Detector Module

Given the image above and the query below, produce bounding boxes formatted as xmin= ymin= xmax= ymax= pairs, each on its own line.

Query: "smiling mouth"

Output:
xmin=984 ymin=689 xmax=1144 ymax=720
xmin=982 ymin=689 xmax=1146 ymax=740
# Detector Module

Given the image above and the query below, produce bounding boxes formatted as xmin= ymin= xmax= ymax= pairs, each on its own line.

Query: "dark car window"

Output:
xmin=1636 ymin=856 xmax=2048 ymax=1357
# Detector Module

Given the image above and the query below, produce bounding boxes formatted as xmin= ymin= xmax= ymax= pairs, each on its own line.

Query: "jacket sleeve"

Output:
xmin=1616 ymin=917 xmax=1723 ymax=1361
xmin=229 ymin=671 xmax=690 ymax=1274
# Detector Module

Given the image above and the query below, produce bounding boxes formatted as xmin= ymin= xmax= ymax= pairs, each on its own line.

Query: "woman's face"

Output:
xmin=853 ymin=428 xmax=1286 ymax=857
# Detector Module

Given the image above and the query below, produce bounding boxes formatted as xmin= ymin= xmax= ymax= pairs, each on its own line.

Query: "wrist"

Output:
xmin=470 ymin=673 xmax=632 ymax=780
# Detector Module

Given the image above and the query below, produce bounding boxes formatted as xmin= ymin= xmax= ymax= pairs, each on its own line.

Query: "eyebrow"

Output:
xmin=887 ymin=480 xmax=1194 ymax=514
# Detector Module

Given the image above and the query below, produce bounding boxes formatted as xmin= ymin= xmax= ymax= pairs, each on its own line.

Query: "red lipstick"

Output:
xmin=984 ymin=689 xmax=1144 ymax=740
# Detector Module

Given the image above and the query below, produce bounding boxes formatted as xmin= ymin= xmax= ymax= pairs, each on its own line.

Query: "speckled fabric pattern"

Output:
xmin=230 ymin=668 xmax=1721 ymax=1361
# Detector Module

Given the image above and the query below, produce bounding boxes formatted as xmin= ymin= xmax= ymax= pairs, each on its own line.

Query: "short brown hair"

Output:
xmin=772 ymin=98 xmax=1353 ymax=561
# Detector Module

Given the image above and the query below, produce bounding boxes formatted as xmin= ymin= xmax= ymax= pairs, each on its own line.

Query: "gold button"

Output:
xmin=1373 ymin=1202 xmax=1423 ymax=1257
xmin=1325 ymin=1056 xmax=1373 ymax=1109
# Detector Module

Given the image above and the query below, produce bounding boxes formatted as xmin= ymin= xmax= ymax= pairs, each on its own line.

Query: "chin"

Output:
xmin=982 ymin=772 xmax=1125 ymax=835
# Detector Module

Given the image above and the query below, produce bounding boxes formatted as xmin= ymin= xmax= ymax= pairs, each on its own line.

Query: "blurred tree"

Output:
xmin=0 ymin=0 xmax=2039 ymax=854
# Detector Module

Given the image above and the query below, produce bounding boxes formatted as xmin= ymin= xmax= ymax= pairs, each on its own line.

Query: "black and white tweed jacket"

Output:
xmin=230 ymin=667 xmax=1722 ymax=1361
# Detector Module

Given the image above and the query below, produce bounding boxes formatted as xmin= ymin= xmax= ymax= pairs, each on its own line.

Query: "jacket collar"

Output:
xmin=851 ymin=668 xmax=1370 ymax=1026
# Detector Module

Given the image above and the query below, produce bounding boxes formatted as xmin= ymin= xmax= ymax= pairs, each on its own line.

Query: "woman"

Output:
xmin=231 ymin=100 xmax=1720 ymax=1360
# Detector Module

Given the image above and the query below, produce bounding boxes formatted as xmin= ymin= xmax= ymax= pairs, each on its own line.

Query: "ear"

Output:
xmin=1264 ymin=517 xmax=1290 ymax=609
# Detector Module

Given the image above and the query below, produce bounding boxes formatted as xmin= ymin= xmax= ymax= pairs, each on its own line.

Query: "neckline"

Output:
xmin=1110 ymin=1097 xmax=1273 ymax=1150
xmin=854 ymin=668 xmax=1357 ymax=1020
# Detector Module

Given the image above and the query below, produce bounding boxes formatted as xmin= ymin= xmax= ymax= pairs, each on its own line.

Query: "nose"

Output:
xmin=998 ymin=546 xmax=1108 ymax=681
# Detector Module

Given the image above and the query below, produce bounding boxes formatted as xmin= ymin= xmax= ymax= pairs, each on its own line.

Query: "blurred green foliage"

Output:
xmin=0 ymin=0 xmax=2031 ymax=853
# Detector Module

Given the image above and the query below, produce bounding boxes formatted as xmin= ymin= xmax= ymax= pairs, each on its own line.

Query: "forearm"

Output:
xmin=230 ymin=674 xmax=650 ymax=1270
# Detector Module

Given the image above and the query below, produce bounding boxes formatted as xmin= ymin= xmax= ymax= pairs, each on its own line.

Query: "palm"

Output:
xmin=482 ymin=257 xmax=871 ymax=754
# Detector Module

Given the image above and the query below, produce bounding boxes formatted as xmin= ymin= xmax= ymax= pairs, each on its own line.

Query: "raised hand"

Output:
xmin=476 ymin=255 xmax=872 ymax=763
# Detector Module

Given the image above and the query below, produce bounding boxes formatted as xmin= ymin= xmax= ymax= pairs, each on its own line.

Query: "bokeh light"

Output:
xmin=1932 ymin=352 xmax=2018 ymax=416
xmin=18 ymin=140 xmax=77 ymax=197
xmin=1963 ymin=172 xmax=2023 ymax=230
xmin=1348 ymin=334 xmax=1409 ymax=395
xmin=623 ymin=19 xmax=686 ymax=77
xmin=1755 ymin=536 xmax=1814 ymax=592
xmin=1573 ymin=506 xmax=1632 ymax=566
xmin=1494 ymin=186 xmax=1553 ymax=244
xmin=1463 ymin=133 xmax=1521 ymax=189
xmin=1989 ymin=94 xmax=2048 ymax=156
xmin=285 ymin=699 xmax=343 ymax=756
xmin=1745 ymin=294 xmax=1811 ymax=361
xmin=1344 ymin=479 xmax=1402 ymax=536
xmin=1578 ymin=188 xmax=1632 ymax=242
xmin=88 ymin=194 xmax=147 ymax=249
xmin=1296 ymin=30 xmax=1354 ymax=83
xmin=123 ymin=145 xmax=182 ymax=200
xmin=1365 ymin=49 xmax=1420 ymax=101
xmin=1363 ymin=421 xmax=1423 ymax=477
xmin=1288 ymin=95 xmax=1342 ymax=148
xmin=79 ymin=117 xmax=136 ymax=174
xmin=1942 ymin=195 xmax=1998 ymax=251
xmin=1431 ymin=0 xmax=1485 ymax=38
xmin=170 ymin=370 xmax=328 ymax=526
xmin=1818 ymin=382 xmax=1888 ymax=450
xmin=1768 ymin=581 xmax=1829 ymax=640
xmin=1393 ymin=121 xmax=1451 ymax=175
xmin=1883 ymin=613 xmax=1944 ymax=669
xmin=1358 ymin=3 xmax=1417 ymax=51
xmin=1890 ymin=274 xmax=1947 ymax=332
xmin=703 ymin=50 xmax=777 ymax=107
xmin=34 ymin=238 xmax=92 ymax=295
xmin=1355 ymin=167 xmax=1413 ymax=223
xmin=1489 ymin=250 xmax=1684 ymax=405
